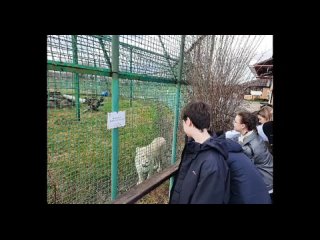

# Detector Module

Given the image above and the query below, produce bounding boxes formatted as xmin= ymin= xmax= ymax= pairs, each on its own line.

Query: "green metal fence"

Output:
xmin=47 ymin=35 xmax=195 ymax=204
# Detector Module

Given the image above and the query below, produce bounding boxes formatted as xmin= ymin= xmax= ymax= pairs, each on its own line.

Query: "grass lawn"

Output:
xmin=47 ymin=96 xmax=174 ymax=203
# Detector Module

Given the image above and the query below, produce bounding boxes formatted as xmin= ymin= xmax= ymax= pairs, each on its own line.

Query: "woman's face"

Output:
xmin=258 ymin=115 xmax=267 ymax=124
xmin=233 ymin=115 xmax=244 ymax=132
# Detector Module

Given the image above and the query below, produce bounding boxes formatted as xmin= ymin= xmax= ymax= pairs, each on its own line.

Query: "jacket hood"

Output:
xmin=187 ymin=134 xmax=229 ymax=160
xmin=216 ymin=134 xmax=242 ymax=152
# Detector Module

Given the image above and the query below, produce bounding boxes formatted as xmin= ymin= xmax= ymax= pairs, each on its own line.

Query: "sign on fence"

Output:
xmin=107 ymin=111 xmax=126 ymax=129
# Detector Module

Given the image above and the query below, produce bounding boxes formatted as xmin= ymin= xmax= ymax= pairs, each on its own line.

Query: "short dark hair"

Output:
xmin=237 ymin=111 xmax=257 ymax=131
xmin=181 ymin=101 xmax=211 ymax=131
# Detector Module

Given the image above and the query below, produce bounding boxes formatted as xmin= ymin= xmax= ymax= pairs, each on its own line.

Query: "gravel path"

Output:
xmin=239 ymin=100 xmax=262 ymax=112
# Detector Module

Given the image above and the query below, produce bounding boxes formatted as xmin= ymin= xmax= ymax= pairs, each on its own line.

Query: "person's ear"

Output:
xmin=186 ymin=117 xmax=193 ymax=126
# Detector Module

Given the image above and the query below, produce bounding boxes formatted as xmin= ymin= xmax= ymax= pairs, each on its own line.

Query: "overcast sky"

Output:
xmin=257 ymin=35 xmax=273 ymax=53
xmin=250 ymin=35 xmax=273 ymax=64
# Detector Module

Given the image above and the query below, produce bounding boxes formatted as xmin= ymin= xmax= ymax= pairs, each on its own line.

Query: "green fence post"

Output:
xmin=129 ymin=47 xmax=133 ymax=107
xmin=94 ymin=59 xmax=98 ymax=95
xmin=170 ymin=35 xmax=185 ymax=193
xmin=111 ymin=35 xmax=120 ymax=200
xmin=72 ymin=35 xmax=81 ymax=121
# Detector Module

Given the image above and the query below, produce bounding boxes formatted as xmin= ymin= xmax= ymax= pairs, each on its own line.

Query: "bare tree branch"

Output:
xmin=184 ymin=35 xmax=264 ymax=131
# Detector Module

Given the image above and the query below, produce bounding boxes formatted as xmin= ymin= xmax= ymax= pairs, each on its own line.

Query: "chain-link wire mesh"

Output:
xmin=47 ymin=35 xmax=197 ymax=204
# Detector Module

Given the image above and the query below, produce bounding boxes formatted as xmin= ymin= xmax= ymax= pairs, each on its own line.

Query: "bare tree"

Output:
xmin=184 ymin=35 xmax=264 ymax=131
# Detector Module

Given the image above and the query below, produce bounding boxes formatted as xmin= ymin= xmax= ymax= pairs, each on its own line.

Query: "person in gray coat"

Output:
xmin=233 ymin=111 xmax=273 ymax=201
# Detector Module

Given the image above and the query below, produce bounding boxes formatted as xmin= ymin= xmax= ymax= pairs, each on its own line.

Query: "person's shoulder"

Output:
xmin=250 ymin=132 xmax=263 ymax=146
xmin=262 ymin=121 xmax=273 ymax=140
xmin=262 ymin=121 xmax=273 ymax=131
xmin=225 ymin=130 xmax=240 ymax=141
xmin=201 ymin=150 xmax=220 ymax=163
xmin=250 ymin=135 xmax=269 ymax=155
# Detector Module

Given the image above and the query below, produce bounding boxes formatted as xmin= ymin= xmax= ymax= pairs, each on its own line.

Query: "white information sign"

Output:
xmin=107 ymin=111 xmax=126 ymax=129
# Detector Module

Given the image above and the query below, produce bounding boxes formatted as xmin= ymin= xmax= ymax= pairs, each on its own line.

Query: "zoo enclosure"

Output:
xmin=47 ymin=35 xmax=201 ymax=203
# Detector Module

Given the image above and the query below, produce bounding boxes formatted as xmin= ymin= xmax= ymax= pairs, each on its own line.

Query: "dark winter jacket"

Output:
xmin=262 ymin=121 xmax=273 ymax=145
xmin=216 ymin=135 xmax=271 ymax=204
xmin=169 ymin=136 xmax=230 ymax=204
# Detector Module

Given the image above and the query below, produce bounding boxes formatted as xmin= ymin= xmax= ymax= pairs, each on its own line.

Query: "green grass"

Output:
xmin=47 ymin=97 xmax=174 ymax=204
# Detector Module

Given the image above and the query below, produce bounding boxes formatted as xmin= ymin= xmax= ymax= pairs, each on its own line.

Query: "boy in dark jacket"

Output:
xmin=169 ymin=101 xmax=230 ymax=204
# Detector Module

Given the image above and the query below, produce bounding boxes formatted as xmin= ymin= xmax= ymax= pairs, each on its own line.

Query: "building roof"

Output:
xmin=243 ymin=78 xmax=270 ymax=88
xmin=249 ymin=57 xmax=273 ymax=77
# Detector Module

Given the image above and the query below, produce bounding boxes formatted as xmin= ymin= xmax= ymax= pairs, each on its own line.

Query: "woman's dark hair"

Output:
xmin=252 ymin=110 xmax=261 ymax=125
xmin=237 ymin=111 xmax=257 ymax=131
